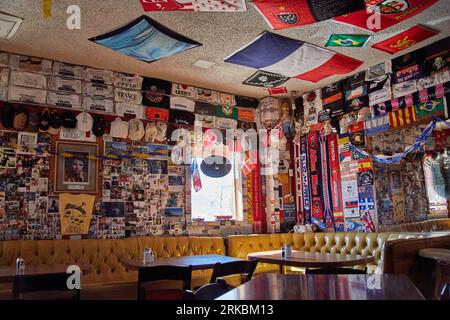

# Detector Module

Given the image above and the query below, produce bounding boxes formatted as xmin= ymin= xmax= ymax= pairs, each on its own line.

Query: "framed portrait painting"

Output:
xmin=55 ymin=141 xmax=98 ymax=193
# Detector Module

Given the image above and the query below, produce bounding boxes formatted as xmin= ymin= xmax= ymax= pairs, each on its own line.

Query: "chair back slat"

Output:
xmin=185 ymin=279 xmax=233 ymax=300
xmin=137 ymin=265 xmax=192 ymax=300
xmin=210 ymin=260 xmax=258 ymax=283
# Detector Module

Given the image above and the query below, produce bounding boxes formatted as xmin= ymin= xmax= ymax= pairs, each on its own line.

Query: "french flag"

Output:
xmin=225 ymin=31 xmax=363 ymax=83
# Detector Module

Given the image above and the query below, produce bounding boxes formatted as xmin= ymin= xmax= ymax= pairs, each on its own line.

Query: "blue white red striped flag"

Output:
xmin=192 ymin=158 xmax=202 ymax=192
xmin=224 ymin=31 xmax=363 ymax=83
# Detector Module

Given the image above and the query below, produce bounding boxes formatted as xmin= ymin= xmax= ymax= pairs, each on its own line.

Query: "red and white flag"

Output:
xmin=334 ymin=0 xmax=438 ymax=32
xmin=372 ymin=25 xmax=439 ymax=54
xmin=140 ymin=0 xmax=247 ymax=11
xmin=252 ymin=0 xmax=365 ymax=30
xmin=268 ymin=87 xmax=288 ymax=95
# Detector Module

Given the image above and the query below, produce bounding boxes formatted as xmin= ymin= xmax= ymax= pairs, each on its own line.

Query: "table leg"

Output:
xmin=279 ymin=264 xmax=284 ymax=274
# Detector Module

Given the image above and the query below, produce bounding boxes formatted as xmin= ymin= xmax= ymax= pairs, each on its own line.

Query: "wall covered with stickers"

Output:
xmin=0 ymin=49 xmax=260 ymax=240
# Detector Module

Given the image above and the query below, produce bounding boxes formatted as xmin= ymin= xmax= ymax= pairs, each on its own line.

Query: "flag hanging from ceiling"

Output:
xmin=388 ymin=105 xmax=417 ymax=128
xmin=325 ymin=34 xmax=370 ymax=47
xmin=191 ymin=158 xmax=202 ymax=192
xmin=140 ymin=0 xmax=247 ymax=11
xmin=372 ymin=25 xmax=439 ymax=54
xmin=334 ymin=0 xmax=439 ymax=32
xmin=252 ymin=0 xmax=365 ymax=30
xmin=89 ymin=15 xmax=201 ymax=63
xmin=243 ymin=70 xmax=289 ymax=88
xmin=224 ymin=31 xmax=363 ymax=83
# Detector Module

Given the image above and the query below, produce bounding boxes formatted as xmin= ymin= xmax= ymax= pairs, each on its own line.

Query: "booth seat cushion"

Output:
xmin=226 ymin=232 xmax=419 ymax=273
xmin=0 ymin=236 xmax=225 ymax=287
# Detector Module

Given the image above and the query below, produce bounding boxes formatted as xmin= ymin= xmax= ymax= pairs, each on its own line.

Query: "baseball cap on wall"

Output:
xmin=92 ymin=116 xmax=106 ymax=137
xmin=26 ymin=111 xmax=40 ymax=132
xmin=128 ymin=118 xmax=145 ymax=141
xmin=0 ymin=103 xmax=15 ymax=129
xmin=48 ymin=112 xmax=63 ymax=135
xmin=110 ymin=117 xmax=129 ymax=139
xmin=62 ymin=111 xmax=77 ymax=128
xmin=76 ymin=112 xmax=94 ymax=132
xmin=39 ymin=108 xmax=51 ymax=133
xmin=13 ymin=110 xmax=28 ymax=131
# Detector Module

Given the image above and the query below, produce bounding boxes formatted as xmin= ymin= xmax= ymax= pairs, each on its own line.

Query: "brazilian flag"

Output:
xmin=415 ymin=98 xmax=445 ymax=118
xmin=326 ymin=34 xmax=370 ymax=48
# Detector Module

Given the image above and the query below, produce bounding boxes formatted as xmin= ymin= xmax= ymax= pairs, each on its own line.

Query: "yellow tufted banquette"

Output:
xmin=0 ymin=236 xmax=225 ymax=293
xmin=227 ymin=232 xmax=419 ymax=274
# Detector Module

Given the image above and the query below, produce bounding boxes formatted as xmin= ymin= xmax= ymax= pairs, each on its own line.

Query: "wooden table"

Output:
xmin=216 ymin=273 xmax=425 ymax=300
xmin=419 ymin=248 xmax=450 ymax=299
xmin=248 ymin=250 xmax=375 ymax=273
xmin=0 ymin=264 xmax=90 ymax=283
xmin=122 ymin=254 xmax=242 ymax=270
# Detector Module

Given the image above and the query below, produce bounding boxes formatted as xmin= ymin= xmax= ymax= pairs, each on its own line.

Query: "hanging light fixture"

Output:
xmin=200 ymin=155 xmax=231 ymax=178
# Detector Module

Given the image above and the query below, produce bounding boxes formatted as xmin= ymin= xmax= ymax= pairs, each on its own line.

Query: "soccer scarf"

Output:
xmin=294 ymin=143 xmax=304 ymax=224
xmin=307 ymin=131 xmax=323 ymax=224
xmin=328 ymin=133 xmax=343 ymax=231
xmin=388 ymin=105 xmax=417 ymax=128
xmin=300 ymin=135 xmax=312 ymax=224
xmin=320 ymin=132 xmax=333 ymax=229
xmin=252 ymin=156 xmax=263 ymax=233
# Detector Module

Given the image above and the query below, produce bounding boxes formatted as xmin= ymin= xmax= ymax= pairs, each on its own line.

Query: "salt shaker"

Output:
xmin=16 ymin=257 xmax=25 ymax=274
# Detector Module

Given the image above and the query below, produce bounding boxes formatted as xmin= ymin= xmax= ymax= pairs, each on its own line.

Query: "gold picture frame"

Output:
xmin=54 ymin=141 xmax=98 ymax=193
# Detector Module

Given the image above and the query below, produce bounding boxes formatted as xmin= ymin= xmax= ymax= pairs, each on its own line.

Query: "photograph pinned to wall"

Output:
xmin=48 ymin=196 xmax=59 ymax=213
xmin=104 ymin=140 xmax=128 ymax=158
xmin=102 ymin=201 xmax=125 ymax=218
xmin=17 ymin=132 xmax=37 ymax=154
xmin=167 ymin=191 xmax=184 ymax=207
xmin=148 ymin=159 xmax=168 ymax=174
xmin=54 ymin=142 xmax=98 ymax=193
xmin=0 ymin=131 xmax=18 ymax=147
xmin=138 ymin=143 xmax=169 ymax=159
xmin=0 ymin=147 xmax=16 ymax=168
xmin=89 ymin=15 xmax=202 ymax=63
xmin=164 ymin=207 xmax=183 ymax=217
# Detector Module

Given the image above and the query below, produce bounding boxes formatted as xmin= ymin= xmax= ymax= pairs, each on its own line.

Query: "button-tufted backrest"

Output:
xmin=0 ymin=236 xmax=226 ymax=285
xmin=227 ymin=232 xmax=420 ymax=273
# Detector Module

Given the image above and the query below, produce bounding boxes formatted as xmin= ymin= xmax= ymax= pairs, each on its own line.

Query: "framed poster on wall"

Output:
xmin=54 ymin=141 xmax=98 ymax=193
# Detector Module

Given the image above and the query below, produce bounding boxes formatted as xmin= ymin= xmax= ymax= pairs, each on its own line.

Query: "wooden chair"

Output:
xmin=137 ymin=265 xmax=192 ymax=300
xmin=210 ymin=260 xmax=258 ymax=284
xmin=440 ymin=283 xmax=450 ymax=300
xmin=305 ymin=267 xmax=367 ymax=274
xmin=184 ymin=279 xmax=233 ymax=300
xmin=13 ymin=273 xmax=80 ymax=300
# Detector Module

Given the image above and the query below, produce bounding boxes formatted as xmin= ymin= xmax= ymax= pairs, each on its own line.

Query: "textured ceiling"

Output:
xmin=0 ymin=0 xmax=449 ymax=99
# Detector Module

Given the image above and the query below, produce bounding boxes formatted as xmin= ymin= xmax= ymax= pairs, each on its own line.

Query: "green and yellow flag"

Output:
xmin=326 ymin=34 xmax=370 ymax=48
